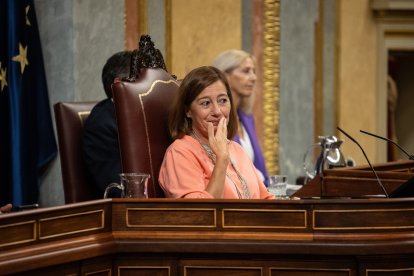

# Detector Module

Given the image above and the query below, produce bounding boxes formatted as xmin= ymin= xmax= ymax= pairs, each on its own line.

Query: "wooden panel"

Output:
xmin=313 ymin=208 xmax=414 ymax=230
xmin=115 ymin=257 xmax=175 ymax=276
xmin=126 ymin=208 xmax=216 ymax=228
xmin=184 ymin=266 xmax=262 ymax=276
xmin=222 ymin=209 xmax=307 ymax=229
xmin=13 ymin=261 xmax=80 ymax=276
xmin=359 ymin=255 xmax=414 ymax=276
xmin=0 ymin=220 xmax=36 ymax=248
xmin=82 ymin=255 xmax=113 ymax=276
xmin=118 ymin=266 xmax=170 ymax=276
xmin=181 ymin=259 xmax=263 ymax=276
xmin=270 ymin=268 xmax=351 ymax=276
xmin=39 ymin=209 xmax=105 ymax=239
xmin=85 ymin=269 xmax=111 ymax=276
xmin=366 ymin=268 xmax=413 ymax=276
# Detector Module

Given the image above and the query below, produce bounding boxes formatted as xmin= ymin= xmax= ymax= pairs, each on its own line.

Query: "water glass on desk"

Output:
xmin=104 ymin=173 xmax=150 ymax=198
xmin=268 ymin=175 xmax=288 ymax=198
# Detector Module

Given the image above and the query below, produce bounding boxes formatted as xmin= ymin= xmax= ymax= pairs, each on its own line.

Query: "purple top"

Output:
xmin=233 ymin=110 xmax=268 ymax=185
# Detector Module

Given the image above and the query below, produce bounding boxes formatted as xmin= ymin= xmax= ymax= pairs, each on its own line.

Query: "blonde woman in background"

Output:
xmin=212 ymin=50 xmax=268 ymax=184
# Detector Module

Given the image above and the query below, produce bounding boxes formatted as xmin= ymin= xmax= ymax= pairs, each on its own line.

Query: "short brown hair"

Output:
xmin=169 ymin=66 xmax=238 ymax=140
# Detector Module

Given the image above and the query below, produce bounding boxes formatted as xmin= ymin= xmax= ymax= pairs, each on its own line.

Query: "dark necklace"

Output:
xmin=191 ymin=131 xmax=251 ymax=199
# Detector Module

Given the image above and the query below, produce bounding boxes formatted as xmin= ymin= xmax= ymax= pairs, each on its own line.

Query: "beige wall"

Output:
xmin=169 ymin=0 xmax=241 ymax=79
xmin=337 ymin=0 xmax=384 ymax=165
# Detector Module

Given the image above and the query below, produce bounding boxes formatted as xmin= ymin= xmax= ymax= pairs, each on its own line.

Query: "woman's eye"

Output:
xmin=242 ymin=68 xmax=255 ymax=75
xmin=200 ymin=101 xmax=210 ymax=107
xmin=218 ymin=98 xmax=229 ymax=105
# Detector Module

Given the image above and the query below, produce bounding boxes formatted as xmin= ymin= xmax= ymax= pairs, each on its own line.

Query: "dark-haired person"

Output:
xmin=82 ymin=50 xmax=132 ymax=196
xmin=158 ymin=66 xmax=274 ymax=199
xmin=82 ymin=35 xmax=170 ymax=197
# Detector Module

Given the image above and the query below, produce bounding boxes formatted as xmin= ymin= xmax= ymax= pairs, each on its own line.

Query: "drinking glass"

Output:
xmin=268 ymin=175 xmax=288 ymax=198
xmin=104 ymin=173 xmax=150 ymax=198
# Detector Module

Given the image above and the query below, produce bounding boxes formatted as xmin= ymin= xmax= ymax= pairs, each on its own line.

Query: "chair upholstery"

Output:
xmin=54 ymin=101 xmax=100 ymax=203
xmin=112 ymin=68 xmax=179 ymax=198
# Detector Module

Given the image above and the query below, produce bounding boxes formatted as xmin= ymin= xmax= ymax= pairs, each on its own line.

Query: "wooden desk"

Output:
xmin=1 ymin=198 xmax=414 ymax=275
xmin=294 ymin=160 xmax=414 ymax=198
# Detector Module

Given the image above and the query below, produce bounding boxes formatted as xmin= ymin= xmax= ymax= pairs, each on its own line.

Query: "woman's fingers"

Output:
xmin=216 ymin=117 xmax=226 ymax=138
xmin=208 ymin=122 xmax=214 ymax=140
xmin=223 ymin=118 xmax=227 ymax=138
xmin=207 ymin=117 xmax=229 ymax=155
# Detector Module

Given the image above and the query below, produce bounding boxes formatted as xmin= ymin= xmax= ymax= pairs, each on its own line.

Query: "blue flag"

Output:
xmin=0 ymin=0 xmax=57 ymax=206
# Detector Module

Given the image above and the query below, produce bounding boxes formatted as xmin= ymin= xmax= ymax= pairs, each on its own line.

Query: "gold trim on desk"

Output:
xmin=85 ymin=268 xmax=112 ymax=276
xmin=222 ymin=208 xmax=307 ymax=229
xmin=126 ymin=207 xmax=217 ymax=228
xmin=270 ymin=267 xmax=352 ymax=275
xmin=0 ymin=220 xmax=36 ymax=248
xmin=313 ymin=208 xmax=414 ymax=230
xmin=39 ymin=209 xmax=105 ymax=240
xmin=118 ymin=265 xmax=170 ymax=275
xmin=366 ymin=267 xmax=414 ymax=275
xmin=184 ymin=266 xmax=262 ymax=276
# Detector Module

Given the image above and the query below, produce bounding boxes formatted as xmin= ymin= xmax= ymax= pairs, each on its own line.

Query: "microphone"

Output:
xmin=337 ymin=127 xmax=389 ymax=198
xmin=360 ymin=130 xmax=414 ymax=160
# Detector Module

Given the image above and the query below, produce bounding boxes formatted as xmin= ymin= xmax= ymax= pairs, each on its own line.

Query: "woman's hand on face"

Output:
xmin=204 ymin=117 xmax=229 ymax=198
xmin=208 ymin=117 xmax=229 ymax=162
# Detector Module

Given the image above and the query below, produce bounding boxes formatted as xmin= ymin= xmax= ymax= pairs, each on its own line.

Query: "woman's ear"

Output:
xmin=185 ymin=107 xmax=191 ymax=118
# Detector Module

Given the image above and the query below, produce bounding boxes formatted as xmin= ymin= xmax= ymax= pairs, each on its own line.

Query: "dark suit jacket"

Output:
xmin=82 ymin=98 xmax=121 ymax=196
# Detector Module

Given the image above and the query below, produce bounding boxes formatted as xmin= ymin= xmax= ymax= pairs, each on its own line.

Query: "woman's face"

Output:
xmin=186 ymin=80 xmax=231 ymax=139
xmin=226 ymin=57 xmax=257 ymax=97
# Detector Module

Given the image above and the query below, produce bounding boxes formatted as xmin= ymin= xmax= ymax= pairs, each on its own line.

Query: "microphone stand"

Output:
xmin=337 ymin=127 xmax=389 ymax=198
xmin=360 ymin=130 xmax=414 ymax=160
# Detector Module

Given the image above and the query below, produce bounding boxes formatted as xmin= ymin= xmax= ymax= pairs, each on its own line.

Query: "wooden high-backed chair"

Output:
xmin=112 ymin=68 xmax=179 ymax=198
xmin=54 ymin=101 xmax=101 ymax=203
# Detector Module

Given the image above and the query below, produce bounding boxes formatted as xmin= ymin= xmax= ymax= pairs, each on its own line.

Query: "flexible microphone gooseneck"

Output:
xmin=337 ymin=127 xmax=389 ymax=198
xmin=360 ymin=130 xmax=414 ymax=160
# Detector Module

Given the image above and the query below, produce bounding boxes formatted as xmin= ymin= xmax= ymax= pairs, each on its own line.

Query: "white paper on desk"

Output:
xmin=286 ymin=184 xmax=302 ymax=196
